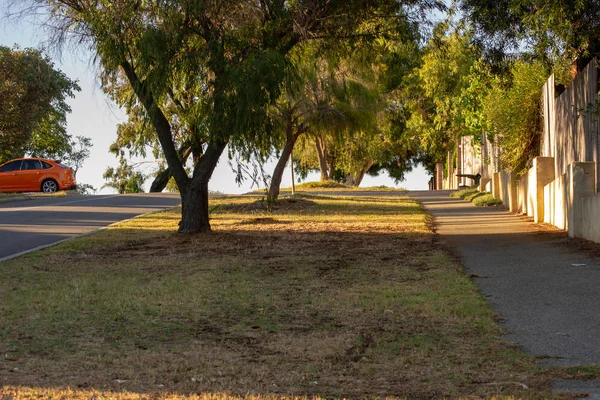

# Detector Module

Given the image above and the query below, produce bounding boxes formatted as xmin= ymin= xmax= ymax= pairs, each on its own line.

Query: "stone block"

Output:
xmin=527 ymin=157 xmax=555 ymax=223
xmin=568 ymin=162 xmax=596 ymax=238
xmin=479 ymin=178 xmax=491 ymax=193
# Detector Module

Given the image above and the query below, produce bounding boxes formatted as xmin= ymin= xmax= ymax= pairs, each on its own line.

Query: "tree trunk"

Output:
xmin=150 ymin=146 xmax=193 ymax=193
xmin=120 ymin=59 xmax=226 ymax=234
xmin=269 ymin=134 xmax=297 ymax=201
xmin=315 ymin=136 xmax=329 ymax=181
xmin=179 ymin=182 xmax=211 ymax=233
xmin=353 ymin=161 xmax=374 ymax=187
xmin=150 ymin=168 xmax=172 ymax=193
xmin=178 ymin=141 xmax=227 ymax=233
xmin=327 ymin=153 xmax=336 ymax=181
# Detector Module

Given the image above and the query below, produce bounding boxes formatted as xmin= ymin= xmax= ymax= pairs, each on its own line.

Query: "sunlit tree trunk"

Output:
xmin=315 ymin=136 xmax=329 ymax=181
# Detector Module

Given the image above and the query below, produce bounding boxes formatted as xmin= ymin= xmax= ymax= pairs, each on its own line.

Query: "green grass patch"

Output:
xmin=0 ymin=193 xmax=557 ymax=398
xmin=28 ymin=190 xmax=69 ymax=198
xmin=473 ymin=192 xmax=503 ymax=206
xmin=450 ymin=188 xmax=504 ymax=207
xmin=449 ymin=187 xmax=479 ymax=199
xmin=255 ymin=181 xmax=407 ymax=193
xmin=294 ymin=180 xmax=348 ymax=189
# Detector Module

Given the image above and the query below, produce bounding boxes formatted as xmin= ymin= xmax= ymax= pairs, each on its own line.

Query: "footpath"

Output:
xmin=410 ymin=190 xmax=600 ymax=397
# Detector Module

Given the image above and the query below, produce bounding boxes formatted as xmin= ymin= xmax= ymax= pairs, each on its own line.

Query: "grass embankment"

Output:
xmin=0 ymin=194 xmax=562 ymax=398
xmin=450 ymin=187 xmax=503 ymax=206
xmin=256 ymin=180 xmax=406 ymax=193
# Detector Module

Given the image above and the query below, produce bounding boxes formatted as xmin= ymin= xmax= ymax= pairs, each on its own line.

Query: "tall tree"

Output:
xmin=400 ymin=25 xmax=479 ymax=171
xmin=16 ymin=0 xmax=440 ymax=233
xmin=0 ymin=45 xmax=80 ymax=163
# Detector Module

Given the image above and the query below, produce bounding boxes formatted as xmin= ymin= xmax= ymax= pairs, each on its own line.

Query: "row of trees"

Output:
xmin=8 ymin=0 xmax=599 ymax=233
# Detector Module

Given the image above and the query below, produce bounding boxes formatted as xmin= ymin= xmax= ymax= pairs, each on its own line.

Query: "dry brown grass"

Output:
xmin=0 ymin=194 xmax=566 ymax=399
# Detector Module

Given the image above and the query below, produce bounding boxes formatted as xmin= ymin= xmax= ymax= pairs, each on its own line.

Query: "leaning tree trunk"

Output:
xmin=269 ymin=136 xmax=297 ymax=201
xmin=150 ymin=146 xmax=193 ymax=193
xmin=315 ymin=136 xmax=329 ymax=181
xmin=352 ymin=161 xmax=375 ymax=187
xmin=150 ymin=168 xmax=172 ymax=193
xmin=121 ymin=58 xmax=226 ymax=233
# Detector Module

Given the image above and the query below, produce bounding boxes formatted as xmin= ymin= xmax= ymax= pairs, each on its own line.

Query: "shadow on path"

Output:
xmin=410 ymin=190 xmax=600 ymax=368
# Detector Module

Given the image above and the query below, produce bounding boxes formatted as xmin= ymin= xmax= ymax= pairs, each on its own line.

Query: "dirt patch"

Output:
xmin=219 ymin=197 xmax=317 ymax=213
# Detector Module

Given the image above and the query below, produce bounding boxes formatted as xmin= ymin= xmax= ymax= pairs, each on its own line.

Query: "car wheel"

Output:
xmin=42 ymin=179 xmax=58 ymax=193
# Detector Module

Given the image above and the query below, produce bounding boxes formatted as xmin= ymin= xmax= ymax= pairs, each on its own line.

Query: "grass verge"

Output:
xmin=450 ymin=188 xmax=504 ymax=207
xmin=254 ymin=181 xmax=406 ymax=193
xmin=0 ymin=193 xmax=560 ymax=398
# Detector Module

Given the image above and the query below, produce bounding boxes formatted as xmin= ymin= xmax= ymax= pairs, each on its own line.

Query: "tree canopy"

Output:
xmin=17 ymin=0 xmax=442 ymax=232
xmin=0 ymin=45 xmax=81 ymax=163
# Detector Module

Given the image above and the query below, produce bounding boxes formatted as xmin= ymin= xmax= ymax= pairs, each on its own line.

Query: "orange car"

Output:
xmin=0 ymin=158 xmax=77 ymax=193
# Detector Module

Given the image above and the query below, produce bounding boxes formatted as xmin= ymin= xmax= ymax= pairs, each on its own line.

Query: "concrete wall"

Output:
xmin=480 ymin=178 xmax=491 ymax=193
xmin=567 ymin=162 xmax=596 ymax=238
xmin=526 ymin=157 xmax=556 ymax=222
xmin=498 ymin=171 xmax=518 ymax=212
xmin=518 ymin=177 xmax=528 ymax=215
xmin=492 ymin=172 xmax=500 ymax=199
xmin=581 ymin=193 xmax=600 ymax=242
xmin=544 ymin=171 xmax=569 ymax=230
xmin=543 ymin=162 xmax=595 ymax=237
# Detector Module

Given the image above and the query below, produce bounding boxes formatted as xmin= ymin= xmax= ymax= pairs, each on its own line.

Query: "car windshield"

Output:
xmin=55 ymin=162 xmax=71 ymax=169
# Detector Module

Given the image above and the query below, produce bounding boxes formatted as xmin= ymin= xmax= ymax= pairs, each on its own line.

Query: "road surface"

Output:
xmin=0 ymin=193 xmax=181 ymax=261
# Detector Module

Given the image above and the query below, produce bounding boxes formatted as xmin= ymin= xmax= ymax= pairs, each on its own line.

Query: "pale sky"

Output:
xmin=0 ymin=3 xmax=430 ymax=194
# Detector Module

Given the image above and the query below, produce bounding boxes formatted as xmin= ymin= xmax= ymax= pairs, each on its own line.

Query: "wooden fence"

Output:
xmin=542 ymin=59 xmax=600 ymax=191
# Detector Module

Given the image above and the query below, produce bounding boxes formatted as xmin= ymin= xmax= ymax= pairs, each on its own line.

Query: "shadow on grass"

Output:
xmin=0 ymin=195 xmax=556 ymax=399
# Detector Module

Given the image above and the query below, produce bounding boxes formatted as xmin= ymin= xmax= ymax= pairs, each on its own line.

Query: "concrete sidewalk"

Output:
xmin=410 ymin=190 xmax=600 ymax=367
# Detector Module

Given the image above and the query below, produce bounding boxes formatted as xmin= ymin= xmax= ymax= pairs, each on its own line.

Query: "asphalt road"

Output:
xmin=411 ymin=190 xmax=600 ymax=367
xmin=0 ymin=193 xmax=181 ymax=261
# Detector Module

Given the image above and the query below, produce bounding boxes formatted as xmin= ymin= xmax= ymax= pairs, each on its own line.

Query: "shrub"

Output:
xmin=450 ymin=187 xmax=479 ymax=199
xmin=472 ymin=193 xmax=503 ymax=206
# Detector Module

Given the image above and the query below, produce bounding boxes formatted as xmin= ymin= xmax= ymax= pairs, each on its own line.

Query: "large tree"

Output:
xmin=398 ymin=25 xmax=479 ymax=171
xmin=0 ymin=45 xmax=80 ymax=163
xmin=15 ymin=0 xmax=440 ymax=233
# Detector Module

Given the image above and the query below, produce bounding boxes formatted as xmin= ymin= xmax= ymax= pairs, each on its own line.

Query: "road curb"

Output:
xmin=0 ymin=196 xmax=30 ymax=204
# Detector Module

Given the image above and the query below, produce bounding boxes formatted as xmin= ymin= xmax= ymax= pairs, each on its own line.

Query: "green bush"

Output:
xmin=449 ymin=187 xmax=478 ymax=199
xmin=472 ymin=193 xmax=503 ymax=206
xmin=295 ymin=180 xmax=348 ymax=189
xmin=450 ymin=189 xmax=503 ymax=206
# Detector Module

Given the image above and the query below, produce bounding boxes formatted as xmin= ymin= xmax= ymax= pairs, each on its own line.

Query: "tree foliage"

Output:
xmin=102 ymin=160 xmax=146 ymax=194
xmin=460 ymin=0 xmax=600 ymax=65
xmin=399 ymin=26 xmax=479 ymax=171
xmin=15 ymin=0 xmax=441 ymax=232
xmin=0 ymin=45 xmax=80 ymax=163
xmin=482 ymin=61 xmax=548 ymax=173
